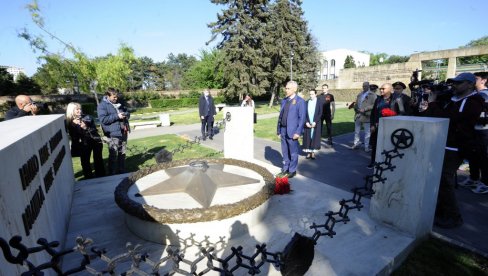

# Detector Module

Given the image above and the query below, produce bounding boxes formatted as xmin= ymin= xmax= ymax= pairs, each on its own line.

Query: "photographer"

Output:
xmin=423 ymin=72 xmax=484 ymax=228
xmin=5 ymin=95 xmax=40 ymax=120
xmin=66 ymin=102 xmax=105 ymax=179
xmin=97 ymin=88 xmax=130 ymax=175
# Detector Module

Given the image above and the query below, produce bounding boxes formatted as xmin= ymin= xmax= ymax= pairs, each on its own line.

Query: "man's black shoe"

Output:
xmin=209 ymin=136 xmax=213 ymax=140
xmin=276 ymin=171 xmax=289 ymax=178
xmin=202 ymin=136 xmax=206 ymax=141
xmin=286 ymin=171 xmax=297 ymax=178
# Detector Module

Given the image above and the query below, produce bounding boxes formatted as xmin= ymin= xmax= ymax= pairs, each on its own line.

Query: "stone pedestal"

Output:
xmin=223 ymin=107 xmax=254 ymax=161
xmin=369 ymin=116 xmax=449 ymax=238
xmin=0 ymin=115 xmax=75 ymax=275
xmin=159 ymin=113 xmax=170 ymax=127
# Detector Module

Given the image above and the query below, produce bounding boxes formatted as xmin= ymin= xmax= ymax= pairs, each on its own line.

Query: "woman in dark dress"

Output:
xmin=303 ymin=89 xmax=323 ymax=159
xmin=66 ymin=102 xmax=105 ymax=179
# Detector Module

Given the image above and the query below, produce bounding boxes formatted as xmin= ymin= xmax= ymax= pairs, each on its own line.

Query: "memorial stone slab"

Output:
xmin=0 ymin=115 xmax=75 ymax=275
xmin=369 ymin=116 xmax=449 ymax=238
xmin=223 ymin=107 xmax=254 ymax=161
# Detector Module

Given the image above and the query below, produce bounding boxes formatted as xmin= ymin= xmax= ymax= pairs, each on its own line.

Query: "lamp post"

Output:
xmin=289 ymin=41 xmax=295 ymax=81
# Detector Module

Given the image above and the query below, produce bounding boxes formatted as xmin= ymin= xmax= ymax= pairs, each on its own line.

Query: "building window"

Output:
xmin=322 ymin=60 xmax=328 ymax=80
xmin=331 ymin=59 xmax=336 ymax=78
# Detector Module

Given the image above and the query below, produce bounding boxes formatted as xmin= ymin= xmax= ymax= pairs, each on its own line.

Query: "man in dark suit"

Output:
xmin=276 ymin=81 xmax=306 ymax=178
xmin=198 ymin=89 xmax=216 ymax=140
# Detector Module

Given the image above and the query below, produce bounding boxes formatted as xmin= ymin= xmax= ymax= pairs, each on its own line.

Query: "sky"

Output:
xmin=0 ymin=0 xmax=486 ymax=76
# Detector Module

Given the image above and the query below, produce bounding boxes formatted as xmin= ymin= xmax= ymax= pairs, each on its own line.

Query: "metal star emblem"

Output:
xmin=391 ymin=128 xmax=414 ymax=149
xmin=136 ymin=161 xmax=260 ymax=208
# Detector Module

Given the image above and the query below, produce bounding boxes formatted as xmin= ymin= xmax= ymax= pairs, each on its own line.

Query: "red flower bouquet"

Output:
xmin=274 ymin=176 xmax=291 ymax=194
xmin=381 ymin=108 xmax=397 ymax=117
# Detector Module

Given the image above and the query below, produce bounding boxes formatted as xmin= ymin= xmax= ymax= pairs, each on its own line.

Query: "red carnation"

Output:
xmin=381 ymin=108 xmax=397 ymax=117
xmin=274 ymin=176 xmax=291 ymax=194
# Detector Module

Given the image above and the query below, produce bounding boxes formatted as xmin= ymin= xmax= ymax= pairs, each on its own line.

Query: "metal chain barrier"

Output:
xmin=1 ymin=129 xmax=411 ymax=275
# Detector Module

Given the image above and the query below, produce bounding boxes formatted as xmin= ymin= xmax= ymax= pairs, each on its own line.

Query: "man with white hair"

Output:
xmin=276 ymin=81 xmax=306 ymax=178
xmin=351 ymin=82 xmax=377 ymax=151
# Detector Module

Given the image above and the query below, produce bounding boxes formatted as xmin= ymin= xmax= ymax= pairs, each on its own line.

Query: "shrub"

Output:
xmin=149 ymin=97 xmax=225 ymax=109
xmin=81 ymin=103 xmax=97 ymax=116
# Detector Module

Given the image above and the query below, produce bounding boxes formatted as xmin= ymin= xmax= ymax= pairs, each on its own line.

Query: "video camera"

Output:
xmin=409 ymin=70 xmax=453 ymax=105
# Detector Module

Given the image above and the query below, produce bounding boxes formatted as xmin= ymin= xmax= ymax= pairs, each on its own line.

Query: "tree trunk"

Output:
xmin=268 ymin=83 xmax=278 ymax=108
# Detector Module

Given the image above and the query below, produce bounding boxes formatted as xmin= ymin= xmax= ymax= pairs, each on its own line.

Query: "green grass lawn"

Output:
xmin=393 ymin=237 xmax=488 ymax=275
xmin=71 ymin=134 xmax=222 ymax=180
xmin=254 ymin=108 xmax=355 ymax=142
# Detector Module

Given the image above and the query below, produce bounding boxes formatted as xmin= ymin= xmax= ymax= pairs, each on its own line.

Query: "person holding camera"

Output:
xmin=97 ymin=88 xmax=130 ymax=175
xmin=5 ymin=95 xmax=40 ymax=120
xmin=424 ymin=72 xmax=484 ymax=228
xmin=66 ymin=102 xmax=105 ymax=179
xmin=241 ymin=94 xmax=255 ymax=108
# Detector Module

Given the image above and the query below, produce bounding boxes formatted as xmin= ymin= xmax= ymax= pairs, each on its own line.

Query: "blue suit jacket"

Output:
xmin=277 ymin=95 xmax=306 ymax=137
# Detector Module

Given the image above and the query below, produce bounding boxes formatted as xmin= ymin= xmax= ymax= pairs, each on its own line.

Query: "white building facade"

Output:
xmin=1 ymin=65 xmax=26 ymax=82
xmin=318 ymin=49 xmax=370 ymax=80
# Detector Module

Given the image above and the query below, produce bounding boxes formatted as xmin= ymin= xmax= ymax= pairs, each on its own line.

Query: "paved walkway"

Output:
xmin=128 ymin=114 xmax=488 ymax=257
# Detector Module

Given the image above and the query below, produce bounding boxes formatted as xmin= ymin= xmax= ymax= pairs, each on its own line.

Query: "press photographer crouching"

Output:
xmin=66 ymin=102 xmax=105 ymax=179
xmin=5 ymin=95 xmax=41 ymax=120
xmin=423 ymin=72 xmax=484 ymax=228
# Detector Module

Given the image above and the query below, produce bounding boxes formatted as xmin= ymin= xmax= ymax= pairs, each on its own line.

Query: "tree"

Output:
xmin=129 ymin=56 xmax=157 ymax=91
xmin=344 ymin=55 xmax=356 ymax=68
xmin=208 ymin=0 xmax=272 ymax=101
xmin=385 ymin=55 xmax=409 ymax=64
xmin=458 ymin=36 xmax=488 ymax=65
xmin=182 ymin=49 xmax=226 ymax=89
xmin=263 ymin=0 xmax=320 ymax=106
xmin=164 ymin=53 xmax=197 ymax=90
xmin=368 ymin=52 xmax=388 ymax=66
xmin=15 ymin=73 xmax=41 ymax=95
xmin=19 ymin=0 xmax=96 ymax=94
xmin=93 ymin=44 xmax=137 ymax=93
xmin=0 ymin=68 xmax=15 ymax=96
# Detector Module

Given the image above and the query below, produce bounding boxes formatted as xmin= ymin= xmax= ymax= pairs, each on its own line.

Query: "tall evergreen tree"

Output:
xmin=208 ymin=0 xmax=271 ymax=100
xmin=262 ymin=0 xmax=320 ymax=106
xmin=344 ymin=55 xmax=356 ymax=68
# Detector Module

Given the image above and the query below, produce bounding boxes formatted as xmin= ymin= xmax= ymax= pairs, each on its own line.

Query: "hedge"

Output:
xmin=81 ymin=102 xmax=97 ymax=116
xmin=149 ymin=97 xmax=225 ymax=109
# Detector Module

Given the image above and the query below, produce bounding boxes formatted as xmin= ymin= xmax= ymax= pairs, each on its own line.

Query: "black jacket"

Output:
xmin=5 ymin=106 xmax=30 ymax=120
xmin=198 ymin=94 xmax=216 ymax=117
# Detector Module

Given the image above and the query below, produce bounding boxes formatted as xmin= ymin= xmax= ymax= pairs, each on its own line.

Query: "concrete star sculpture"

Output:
xmin=136 ymin=161 xmax=260 ymax=208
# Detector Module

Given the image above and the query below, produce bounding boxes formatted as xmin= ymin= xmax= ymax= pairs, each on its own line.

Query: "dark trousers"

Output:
xmin=201 ymin=115 xmax=214 ymax=137
xmin=80 ymin=139 xmax=105 ymax=179
xmin=370 ymin=129 xmax=378 ymax=164
xmin=322 ymin=117 xmax=332 ymax=140
xmin=435 ymin=150 xmax=463 ymax=221
xmin=280 ymin=127 xmax=299 ymax=173
xmin=468 ymin=129 xmax=488 ymax=184
xmin=107 ymin=135 xmax=127 ymax=175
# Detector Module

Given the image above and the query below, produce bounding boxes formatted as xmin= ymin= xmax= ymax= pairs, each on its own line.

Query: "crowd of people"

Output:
xmin=4 ymin=72 xmax=487 ymax=229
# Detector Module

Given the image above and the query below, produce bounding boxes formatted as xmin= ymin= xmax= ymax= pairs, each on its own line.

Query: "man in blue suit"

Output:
xmin=276 ymin=81 xmax=306 ymax=178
